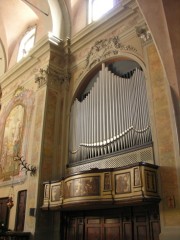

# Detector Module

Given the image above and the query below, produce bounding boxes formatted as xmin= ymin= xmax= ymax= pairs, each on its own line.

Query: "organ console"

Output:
xmin=69 ymin=63 xmax=152 ymax=163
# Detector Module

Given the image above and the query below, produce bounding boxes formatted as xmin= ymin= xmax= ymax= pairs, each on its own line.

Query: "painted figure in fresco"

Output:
xmin=12 ymin=119 xmax=22 ymax=156
xmin=116 ymin=173 xmax=131 ymax=194
xmin=0 ymin=105 xmax=24 ymax=180
xmin=51 ymin=185 xmax=61 ymax=201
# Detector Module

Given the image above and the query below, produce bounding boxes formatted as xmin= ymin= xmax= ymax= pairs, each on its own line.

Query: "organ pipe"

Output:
xmin=69 ymin=63 xmax=152 ymax=163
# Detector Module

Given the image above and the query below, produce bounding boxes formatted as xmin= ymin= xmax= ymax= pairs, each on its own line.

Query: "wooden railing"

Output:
xmin=0 ymin=231 xmax=30 ymax=240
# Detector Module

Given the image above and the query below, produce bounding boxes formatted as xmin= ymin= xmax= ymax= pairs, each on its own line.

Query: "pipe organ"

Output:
xmin=69 ymin=63 xmax=152 ymax=163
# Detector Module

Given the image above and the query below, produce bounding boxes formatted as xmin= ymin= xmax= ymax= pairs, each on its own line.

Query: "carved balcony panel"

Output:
xmin=41 ymin=162 xmax=160 ymax=210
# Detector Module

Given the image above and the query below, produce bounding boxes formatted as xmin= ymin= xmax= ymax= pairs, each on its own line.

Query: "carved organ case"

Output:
xmin=69 ymin=60 xmax=152 ymax=168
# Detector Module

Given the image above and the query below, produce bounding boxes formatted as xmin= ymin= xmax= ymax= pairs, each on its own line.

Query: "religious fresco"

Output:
xmin=64 ymin=176 xmax=100 ymax=198
xmin=115 ymin=172 xmax=131 ymax=194
xmin=145 ymin=170 xmax=157 ymax=193
xmin=0 ymin=105 xmax=25 ymax=180
xmin=51 ymin=184 xmax=62 ymax=202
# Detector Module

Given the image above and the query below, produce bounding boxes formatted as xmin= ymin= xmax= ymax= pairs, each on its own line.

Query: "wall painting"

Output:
xmin=0 ymin=105 xmax=24 ymax=181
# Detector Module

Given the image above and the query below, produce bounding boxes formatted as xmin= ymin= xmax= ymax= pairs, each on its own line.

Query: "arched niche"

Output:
xmin=69 ymin=55 xmax=152 ymax=166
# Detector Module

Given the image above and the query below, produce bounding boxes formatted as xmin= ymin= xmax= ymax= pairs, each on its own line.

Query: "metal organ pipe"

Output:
xmin=69 ymin=63 xmax=152 ymax=163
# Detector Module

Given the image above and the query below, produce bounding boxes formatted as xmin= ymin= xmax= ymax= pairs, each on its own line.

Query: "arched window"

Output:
xmin=17 ymin=27 xmax=36 ymax=62
xmin=88 ymin=0 xmax=120 ymax=23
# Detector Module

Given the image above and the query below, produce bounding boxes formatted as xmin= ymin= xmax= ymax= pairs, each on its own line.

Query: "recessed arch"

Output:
xmin=69 ymin=53 xmax=152 ymax=165
xmin=48 ymin=0 xmax=71 ymax=39
xmin=72 ymin=53 xmax=147 ymax=105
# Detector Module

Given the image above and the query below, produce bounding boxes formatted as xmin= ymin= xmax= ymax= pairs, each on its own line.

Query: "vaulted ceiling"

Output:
xmin=0 ymin=0 xmax=72 ymax=74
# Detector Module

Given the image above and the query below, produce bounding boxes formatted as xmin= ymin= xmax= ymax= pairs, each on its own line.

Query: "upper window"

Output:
xmin=17 ymin=27 xmax=36 ymax=62
xmin=88 ymin=0 xmax=119 ymax=23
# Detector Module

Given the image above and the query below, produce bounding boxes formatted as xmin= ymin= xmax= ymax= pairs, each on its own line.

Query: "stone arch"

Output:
xmin=48 ymin=0 xmax=71 ymax=39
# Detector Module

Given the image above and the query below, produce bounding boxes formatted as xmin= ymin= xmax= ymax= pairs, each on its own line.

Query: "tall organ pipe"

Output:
xmin=69 ymin=63 xmax=151 ymax=163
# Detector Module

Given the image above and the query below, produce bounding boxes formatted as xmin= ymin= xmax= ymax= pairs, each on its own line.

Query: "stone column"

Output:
xmin=33 ymin=38 xmax=70 ymax=240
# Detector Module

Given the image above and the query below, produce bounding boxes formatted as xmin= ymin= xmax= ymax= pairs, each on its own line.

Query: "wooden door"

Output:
xmin=65 ymin=217 xmax=84 ymax=240
xmin=133 ymin=205 xmax=160 ymax=240
xmin=15 ymin=190 xmax=27 ymax=231
xmin=63 ymin=205 xmax=160 ymax=240
xmin=0 ymin=197 xmax=9 ymax=228
xmin=133 ymin=208 xmax=150 ymax=240
xmin=103 ymin=217 xmax=122 ymax=240
xmin=85 ymin=217 xmax=102 ymax=240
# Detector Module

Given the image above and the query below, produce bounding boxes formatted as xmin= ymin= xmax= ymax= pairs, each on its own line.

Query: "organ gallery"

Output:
xmin=0 ymin=0 xmax=180 ymax=240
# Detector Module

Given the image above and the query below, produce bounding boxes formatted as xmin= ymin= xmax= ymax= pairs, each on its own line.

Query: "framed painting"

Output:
xmin=115 ymin=172 xmax=131 ymax=194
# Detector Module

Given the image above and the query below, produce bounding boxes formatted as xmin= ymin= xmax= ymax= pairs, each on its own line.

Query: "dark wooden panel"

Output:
xmin=15 ymin=190 xmax=27 ymax=231
xmin=67 ymin=226 xmax=76 ymax=240
xmin=123 ymin=222 xmax=132 ymax=240
xmin=66 ymin=217 xmax=76 ymax=240
xmin=86 ymin=227 xmax=101 ymax=240
xmin=151 ymin=221 xmax=161 ymax=240
xmin=63 ymin=204 xmax=160 ymax=240
xmin=104 ymin=226 xmax=120 ymax=240
xmin=135 ymin=225 xmax=149 ymax=240
xmin=133 ymin=209 xmax=150 ymax=240
xmin=0 ymin=197 xmax=9 ymax=228
xmin=77 ymin=218 xmax=84 ymax=240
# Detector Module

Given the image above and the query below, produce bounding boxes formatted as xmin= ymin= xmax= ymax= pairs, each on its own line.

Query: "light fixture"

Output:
xmin=7 ymin=187 xmax=14 ymax=209
xmin=14 ymin=155 xmax=37 ymax=176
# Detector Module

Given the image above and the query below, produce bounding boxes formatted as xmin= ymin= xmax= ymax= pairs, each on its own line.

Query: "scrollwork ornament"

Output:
xmin=35 ymin=66 xmax=70 ymax=89
xmin=80 ymin=36 xmax=137 ymax=78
